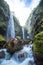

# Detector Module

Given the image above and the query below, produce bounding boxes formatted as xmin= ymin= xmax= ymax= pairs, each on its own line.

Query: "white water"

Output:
xmin=0 ymin=43 xmax=36 ymax=65
xmin=22 ymin=27 xmax=25 ymax=39
xmin=7 ymin=12 xmax=15 ymax=41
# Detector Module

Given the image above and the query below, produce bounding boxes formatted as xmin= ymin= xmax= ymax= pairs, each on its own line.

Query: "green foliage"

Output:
xmin=0 ymin=0 xmax=10 ymax=36
xmin=33 ymin=3 xmax=43 ymax=35
xmin=33 ymin=31 xmax=43 ymax=57
xmin=0 ymin=35 xmax=5 ymax=41
xmin=16 ymin=36 xmax=21 ymax=40
xmin=0 ymin=0 xmax=10 ymax=20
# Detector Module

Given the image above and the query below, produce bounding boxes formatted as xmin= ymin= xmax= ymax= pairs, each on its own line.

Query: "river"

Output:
xmin=0 ymin=43 xmax=36 ymax=65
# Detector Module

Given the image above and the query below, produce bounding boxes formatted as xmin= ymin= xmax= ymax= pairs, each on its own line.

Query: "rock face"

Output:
xmin=30 ymin=0 xmax=43 ymax=65
xmin=0 ymin=50 xmax=5 ymax=58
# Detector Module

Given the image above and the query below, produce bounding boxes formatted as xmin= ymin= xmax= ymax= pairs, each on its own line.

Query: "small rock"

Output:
xmin=0 ymin=50 xmax=5 ymax=58
xmin=18 ymin=52 xmax=27 ymax=59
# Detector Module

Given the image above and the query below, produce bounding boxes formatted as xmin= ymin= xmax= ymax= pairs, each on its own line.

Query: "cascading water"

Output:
xmin=22 ymin=27 xmax=25 ymax=39
xmin=6 ymin=12 xmax=15 ymax=41
xmin=0 ymin=42 xmax=36 ymax=65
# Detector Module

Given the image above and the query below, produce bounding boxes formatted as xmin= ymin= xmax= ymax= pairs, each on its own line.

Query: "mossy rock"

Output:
xmin=7 ymin=38 xmax=23 ymax=54
xmin=33 ymin=31 xmax=43 ymax=57
xmin=7 ymin=43 xmax=22 ymax=54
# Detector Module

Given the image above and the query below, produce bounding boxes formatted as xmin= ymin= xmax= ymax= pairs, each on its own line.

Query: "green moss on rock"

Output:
xmin=33 ymin=31 xmax=43 ymax=57
xmin=6 ymin=38 xmax=23 ymax=54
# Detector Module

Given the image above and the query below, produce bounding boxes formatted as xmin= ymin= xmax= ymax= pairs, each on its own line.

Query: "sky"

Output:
xmin=5 ymin=0 xmax=40 ymax=27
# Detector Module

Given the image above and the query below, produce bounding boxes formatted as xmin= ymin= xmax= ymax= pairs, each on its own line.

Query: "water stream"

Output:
xmin=0 ymin=43 xmax=36 ymax=65
xmin=22 ymin=27 xmax=25 ymax=39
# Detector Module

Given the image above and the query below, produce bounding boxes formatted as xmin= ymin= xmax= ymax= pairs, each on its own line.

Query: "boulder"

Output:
xmin=7 ymin=38 xmax=23 ymax=54
xmin=0 ymin=50 xmax=5 ymax=58
xmin=8 ymin=38 xmax=18 ymax=47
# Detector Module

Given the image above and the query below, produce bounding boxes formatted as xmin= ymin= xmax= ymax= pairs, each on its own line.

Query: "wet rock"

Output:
xmin=18 ymin=53 xmax=24 ymax=58
xmin=0 ymin=50 xmax=5 ymax=58
xmin=7 ymin=38 xmax=23 ymax=54
xmin=18 ymin=52 xmax=27 ymax=59
xmin=9 ymin=38 xmax=18 ymax=47
xmin=29 ymin=60 xmax=34 ymax=65
xmin=8 ymin=38 xmax=23 ymax=47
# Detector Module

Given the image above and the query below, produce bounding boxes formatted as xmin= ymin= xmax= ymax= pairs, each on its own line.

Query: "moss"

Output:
xmin=0 ymin=35 xmax=5 ymax=41
xmin=16 ymin=36 xmax=21 ymax=40
xmin=33 ymin=31 xmax=43 ymax=57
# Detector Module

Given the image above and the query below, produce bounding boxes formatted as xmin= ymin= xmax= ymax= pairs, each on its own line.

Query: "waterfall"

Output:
xmin=22 ymin=27 xmax=25 ymax=39
xmin=6 ymin=12 xmax=15 ymax=41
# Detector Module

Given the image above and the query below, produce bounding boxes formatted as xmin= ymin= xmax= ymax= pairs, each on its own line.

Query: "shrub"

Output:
xmin=33 ymin=31 xmax=43 ymax=57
